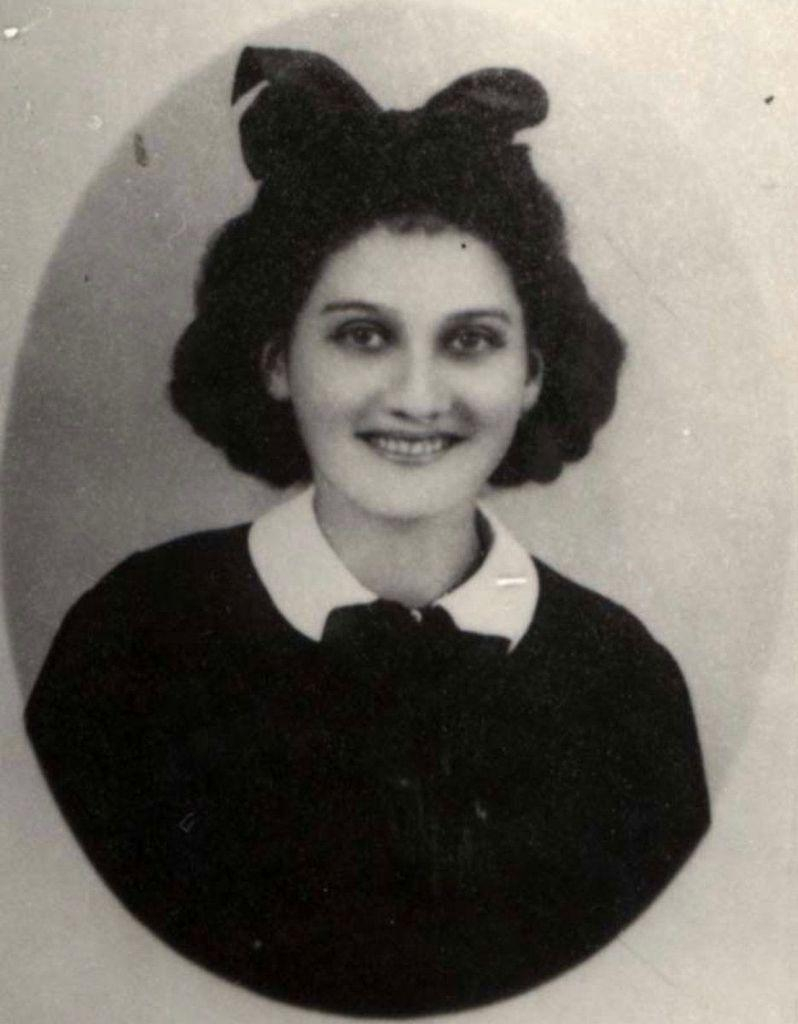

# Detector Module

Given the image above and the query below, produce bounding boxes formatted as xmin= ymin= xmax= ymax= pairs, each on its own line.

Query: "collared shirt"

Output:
xmin=248 ymin=487 xmax=538 ymax=651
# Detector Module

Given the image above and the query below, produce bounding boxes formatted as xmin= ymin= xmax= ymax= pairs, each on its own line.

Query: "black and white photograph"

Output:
xmin=1 ymin=2 xmax=795 ymax=1022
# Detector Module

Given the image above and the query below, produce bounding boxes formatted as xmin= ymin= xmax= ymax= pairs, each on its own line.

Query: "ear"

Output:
xmin=261 ymin=344 xmax=291 ymax=401
xmin=521 ymin=348 xmax=543 ymax=411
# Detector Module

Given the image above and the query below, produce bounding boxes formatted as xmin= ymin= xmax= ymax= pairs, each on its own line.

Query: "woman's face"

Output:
xmin=268 ymin=223 xmax=540 ymax=523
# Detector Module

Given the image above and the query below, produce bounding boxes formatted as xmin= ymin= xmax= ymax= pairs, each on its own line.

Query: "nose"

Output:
xmin=385 ymin=348 xmax=450 ymax=420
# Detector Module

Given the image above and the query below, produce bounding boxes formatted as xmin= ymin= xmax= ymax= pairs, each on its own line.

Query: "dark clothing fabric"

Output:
xmin=25 ymin=526 xmax=710 ymax=1017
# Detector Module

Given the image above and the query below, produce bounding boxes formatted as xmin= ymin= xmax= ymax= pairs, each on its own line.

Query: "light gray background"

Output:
xmin=1 ymin=2 xmax=796 ymax=1022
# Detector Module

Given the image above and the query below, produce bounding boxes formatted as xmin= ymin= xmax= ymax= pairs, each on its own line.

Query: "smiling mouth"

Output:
xmin=359 ymin=432 xmax=461 ymax=464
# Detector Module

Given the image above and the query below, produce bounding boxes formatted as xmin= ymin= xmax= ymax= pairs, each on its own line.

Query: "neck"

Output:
xmin=313 ymin=483 xmax=481 ymax=608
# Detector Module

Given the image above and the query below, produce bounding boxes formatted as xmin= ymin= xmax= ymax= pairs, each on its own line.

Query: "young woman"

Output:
xmin=25 ymin=48 xmax=710 ymax=1017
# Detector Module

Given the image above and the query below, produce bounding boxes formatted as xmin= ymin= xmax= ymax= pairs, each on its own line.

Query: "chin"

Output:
xmin=314 ymin=445 xmax=501 ymax=524
xmin=341 ymin=473 xmax=485 ymax=524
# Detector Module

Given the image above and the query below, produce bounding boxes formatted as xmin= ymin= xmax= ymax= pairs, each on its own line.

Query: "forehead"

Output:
xmin=306 ymin=225 xmax=521 ymax=314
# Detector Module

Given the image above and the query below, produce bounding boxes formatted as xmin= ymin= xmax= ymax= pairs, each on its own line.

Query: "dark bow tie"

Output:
xmin=321 ymin=599 xmax=509 ymax=661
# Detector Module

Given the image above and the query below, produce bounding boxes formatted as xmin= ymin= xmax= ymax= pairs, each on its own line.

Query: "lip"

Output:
xmin=358 ymin=431 xmax=463 ymax=465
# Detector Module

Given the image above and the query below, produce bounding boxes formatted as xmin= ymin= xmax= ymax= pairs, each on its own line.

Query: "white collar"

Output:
xmin=248 ymin=487 xmax=538 ymax=651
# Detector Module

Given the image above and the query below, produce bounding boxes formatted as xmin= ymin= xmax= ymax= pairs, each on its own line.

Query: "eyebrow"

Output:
xmin=321 ymin=301 xmax=383 ymax=314
xmin=446 ymin=308 xmax=512 ymax=324
xmin=320 ymin=302 xmax=513 ymax=323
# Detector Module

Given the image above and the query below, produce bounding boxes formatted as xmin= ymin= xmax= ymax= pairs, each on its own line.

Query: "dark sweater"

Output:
xmin=25 ymin=526 xmax=709 ymax=1017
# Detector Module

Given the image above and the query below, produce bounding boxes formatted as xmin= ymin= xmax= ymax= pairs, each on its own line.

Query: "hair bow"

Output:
xmin=232 ymin=46 xmax=548 ymax=181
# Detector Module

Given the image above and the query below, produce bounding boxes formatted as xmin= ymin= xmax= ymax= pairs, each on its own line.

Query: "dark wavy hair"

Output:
xmin=170 ymin=103 xmax=625 ymax=488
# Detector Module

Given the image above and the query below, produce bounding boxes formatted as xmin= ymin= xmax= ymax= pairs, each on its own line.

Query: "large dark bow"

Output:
xmin=232 ymin=47 xmax=548 ymax=181
xmin=321 ymin=599 xmax=510 ymax=678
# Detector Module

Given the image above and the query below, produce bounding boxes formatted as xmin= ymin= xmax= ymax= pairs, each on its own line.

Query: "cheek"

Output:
xmin=462 ymin=372 xmax=530 ymax=430
xmin=289 ymin=357 xmax=375 ymax=433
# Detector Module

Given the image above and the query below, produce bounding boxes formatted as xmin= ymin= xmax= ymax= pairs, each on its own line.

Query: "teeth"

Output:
xmin=369 ymin=435 xmax=451 ymax=457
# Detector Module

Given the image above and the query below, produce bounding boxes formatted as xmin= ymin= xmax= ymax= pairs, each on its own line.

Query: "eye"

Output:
xmin=330 ymin=321 xmax=391 ymax=352
xmin=444 ymin=325 xmax=504 ymax=358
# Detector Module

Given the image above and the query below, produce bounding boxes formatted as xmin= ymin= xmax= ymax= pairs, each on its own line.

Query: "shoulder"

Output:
xmin=28 ymin=525 xmax=270 ymax=700
xmin=530 ymin=557 xmax=677 ymax=669
xmin=96 ymin=523 xmax=253 ymax=593
xmin=526 ymin=557 xmax=710 ymax=832
xmin=525 ymin=557 xmax=702 ymax=743
xmin=61 ymin=524 xmax=257 ymax=627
